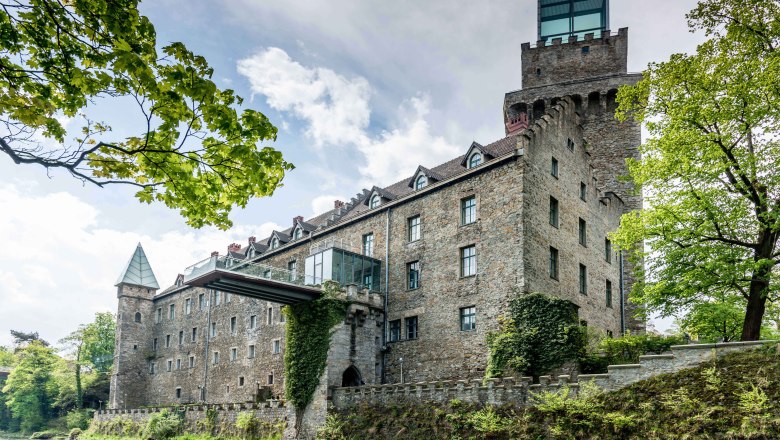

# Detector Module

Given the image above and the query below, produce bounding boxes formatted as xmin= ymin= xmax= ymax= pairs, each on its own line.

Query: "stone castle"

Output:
xmin=109 ymin=0 xmax=643 ymax=412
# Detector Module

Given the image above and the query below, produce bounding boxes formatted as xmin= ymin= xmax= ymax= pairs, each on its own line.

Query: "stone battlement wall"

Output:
xmin=332 ymin=341 xmax=773 ymax=409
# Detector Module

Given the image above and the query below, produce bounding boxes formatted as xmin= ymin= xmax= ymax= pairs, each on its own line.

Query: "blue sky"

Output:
xmin=0 ymin=0 xmax=703 ymax=346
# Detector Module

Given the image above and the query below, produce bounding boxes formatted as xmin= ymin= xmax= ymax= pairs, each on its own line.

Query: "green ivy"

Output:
xmin=283 ymin=281 xmax=347 ymax=411
xmin=486 ymin=292 xmax=585 ymax=379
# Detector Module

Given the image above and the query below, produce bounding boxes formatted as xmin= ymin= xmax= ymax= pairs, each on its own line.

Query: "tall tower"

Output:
xmin=504 ymin=0 xmax=644 ymax=333
xmin=109 ymin=243 xmax=159 ymax=409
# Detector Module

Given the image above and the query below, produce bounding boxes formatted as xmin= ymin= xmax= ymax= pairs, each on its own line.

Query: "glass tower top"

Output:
xmin=539 ymin=0 xmax=609 ymax=42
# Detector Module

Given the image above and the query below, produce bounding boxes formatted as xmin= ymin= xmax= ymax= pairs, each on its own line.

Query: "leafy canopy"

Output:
xmin=0 ymin=0 xmax=292 ymax=229
xmin=613 ymin=0 xmax=780 ymax=340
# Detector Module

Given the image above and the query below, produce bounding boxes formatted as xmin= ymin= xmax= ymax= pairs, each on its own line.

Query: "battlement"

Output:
xmin=521 ymin=28 xmax=628 ymax=89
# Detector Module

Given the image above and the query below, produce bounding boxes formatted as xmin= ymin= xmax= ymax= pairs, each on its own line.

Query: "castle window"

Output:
xmin=408 ymin=215 xmax=421 ymax=242
xmin=468 ymin=152 xmax=482 ymax=169
xmin=167 ymin=360 xmax=172 ymax=372
xmin=405 ymin=316 xmax=418 ymax=340
xmin=169 ymin=304 xmax=175 ymax=320
xmin=156 ymin=308 xmax=162 ymax=323
xmin=605 ymin=238 xmax=612 ymax=264
xmin=239 ymin=377 xmax=245 ymax=387
xmin=133 ymin=344 xmax=137 ymax=350
xmin=536 ymin=67 xmax=541 ymax=76
xmin=460 ymin=245 xmax=477 ymax=277
xmin=134 ymin=312 xmax=141 ymax=323
xmin=267 ymin=307 xmax=273 ymax=325
xmin=460 ymin=306 xmax=476 ymax=331
xmin=198 ymin=293 xmax=205 ymax=310
xmin=176 ymin=388 xmax=181 ymax=399
xmin=226 ymin=293 xmax=231 ymax=303
xmin=176 ymin=359 xmax=181 ymax=370
xmin=582 ymin=45 xmax=590 ymax=54
xmin=293 ymin=227 xmax=303 ymax=240
xmin=191 ymin=327 xmax=197 ymax=342
xmin=165 ymin=335 xmax=171 ymax=348
xmin=272 ymin=339 xmax=281 ymax=354
xmin=549 ymin=197 xmax=559 ymax=228
xmin=153 ymin=338 xmax=158 ymax=351
xmin=415 ymin=175 xmax=427 ymax=190
xmin=549 ymin=247 xmax=559 ymax=280
xmin=271 ymin=237 xmax=279 ymax=249
xmin=388 ymin=319 xmax=401 ymax=342
xmin=407 ymin=261 xmax=420 ymax=290
xmin=369 ymin=194 xmax=381 ymax=209
xmin=214 ymin=291 xmax=221 ymax=306
xmin=210 ymin=322 xmax=217 ymax=338
xmin=461 ymin=196 xmax=476 ymax=225
xmin=579 ymin=218 xmax=587 ymax=246
xmin=248 ymin=344 xmax=256 ymax=359
xmin=280 ymin=307 xmax=286 ymax=323
xmin=178 ymin=331 xmax=183 ymax=346
xmin=250 ymin=315 xmax=257 ymax=329
xmin=268 ymin=373 xmax=274 ymax=385
xmin=580 ymin=182 xmax=587 ymax=201
xmin=185 ymin=298 xmax=191 ymax=314
xmin=288 ymin=260 xmax=297 ymax=282
xmin=606 ymin=279 xmax=613 ymax=308
xmin=189 ymin=356 xmax=195 ymax=368
xmin=248 ymin=248 xmax=255 ymax=258
xmin=231 ymin=347 xmax=237 ymax=361
xmin=213 ymin=351 xmax=219 ymax=364
xmin=579 ymin=264 xmax=588 ymax=295
xmin=230 ymin=316 xmax=237 ymax=334
xmin=551 ymin=157 xmax=558 ymax=178
xmin=362 ymin=233 xmax=374 ymax=257
xmin=567 ymin=138 xmax=575 ymax=151
xmin=149 ymin=362 xmax=155 ymax=374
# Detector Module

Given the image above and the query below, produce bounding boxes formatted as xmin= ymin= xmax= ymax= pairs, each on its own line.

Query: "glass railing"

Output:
xmin=183 ymin=255 xmax=302 ymax=285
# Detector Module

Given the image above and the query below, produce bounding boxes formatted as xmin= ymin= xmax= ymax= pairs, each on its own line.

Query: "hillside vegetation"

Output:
xmin=319 ymin=345 xmax=780 ymax=439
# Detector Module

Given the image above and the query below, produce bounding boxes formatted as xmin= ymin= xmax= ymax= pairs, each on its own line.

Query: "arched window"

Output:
xmin=134 ymin=312 xmax=142 ymax=323
xmin=271 ymin=237 xmax=279 ymax=249
xmin=293 ymin=228 xmax=302 ymax=240
xmin=248 ymin=248 xmax=255 ymax=258
xmin=415 ymin=175 xmax=427 ymax=190
xmin=369 ymin=195 xmax=380 ymax=209
xmin=468 ymin=153 xmax=482 ymax=169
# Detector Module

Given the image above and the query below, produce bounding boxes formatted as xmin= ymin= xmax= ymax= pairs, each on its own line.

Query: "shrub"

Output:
xmin=65 ymin=409 xmax=93 ymax=430
xmin=29 ymin=430 xmax=59 ymax=439
xmin=599 ymin=333 xmax=685 ymax=364
xmin=235 ymin=411 xmax=258 ymax=439
xmin=142 ymin=409 xmax=183 ymax=439
xmin=68 ymin=427 xmax=82 ymax=439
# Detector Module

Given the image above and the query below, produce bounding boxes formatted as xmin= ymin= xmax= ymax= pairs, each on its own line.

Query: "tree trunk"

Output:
xmin=75 ymin=345 xmax=83 ymax=409
xmin=741 ymin=255 xmax=772 ymax=340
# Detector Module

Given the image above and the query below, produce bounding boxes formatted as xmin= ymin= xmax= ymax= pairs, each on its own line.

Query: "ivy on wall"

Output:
xmin=486 ymin=292 xmax=585 ymax=379
xmin=283 ymin=281 xmax=348 ymax=411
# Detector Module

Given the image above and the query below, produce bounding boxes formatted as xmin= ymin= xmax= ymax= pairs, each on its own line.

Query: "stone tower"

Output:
xmin=504 ymin=3 xmax=644 ymax=332
xmin=109 ymin=243 xmax=159 ymax=409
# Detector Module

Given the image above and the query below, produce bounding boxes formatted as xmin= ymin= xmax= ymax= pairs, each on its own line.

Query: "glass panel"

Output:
xmin=332 ymin=249 xmax=343 ymax=285
xmin=322 ymin=249 xmax=333 ymax=282
xmin=372 ymin=261 xmax=381 ymax=292
xmin=343 ymin=253 xmax=354 ymax=285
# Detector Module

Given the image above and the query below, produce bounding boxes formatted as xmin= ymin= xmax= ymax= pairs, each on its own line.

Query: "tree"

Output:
xmin=678 ymin=297 xmax=745 ymax=342
xmin=1 ymin=341 xmax=58 ymax=433
xmin=10 ymin=330 xmax=48 ymax=349
xmin=614 ymin=0 xmax=780 ymax=340
xmin=59 ymin=312 xmax=115 ymax=408
xmin=0 ymin=0 xmax=292 ymax=229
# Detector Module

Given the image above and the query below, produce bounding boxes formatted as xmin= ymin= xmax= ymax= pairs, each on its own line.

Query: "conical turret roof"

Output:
xmin=115 ymin=243 xmax=160 ymax=289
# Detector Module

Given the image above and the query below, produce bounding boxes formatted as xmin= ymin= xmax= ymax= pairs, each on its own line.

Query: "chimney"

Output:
xmin=334 ymin=200 xmax=345 ymax=209
xmin=210 ymin=251 xmax=219 ymax=257
xmin=227 ymin=243 xmax=241 ymax=254
xmin=248 ymin=236 xmax=256 ymax=245
xmin=293 ymin=215 xmax=304 ymax=226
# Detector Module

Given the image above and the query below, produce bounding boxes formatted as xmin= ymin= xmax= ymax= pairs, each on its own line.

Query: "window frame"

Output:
xmin=579 ymin=264 xmax=588 ymax=295
xmin=579 ymin=218 xmax=587 ymax=247
xmin=407 ymin=261 xmax=420 ymax=290
xmin=362 ymin=233 xmax=375 ymax=256
xmin=551 ymin=157 xmax=559 ymax=178
xmin=606 ymin=279 xmax=613 ymax=308
xmin=468 ymin=152 xmax=483 ymax=168
xmin=461 ymin=196 xmax=477 ymax=225
xmin=605 ymin=238 xmax=612 ymax=264
xmin=388 ymin=319 xmax=401 ymax=342
xmin=369 ymin=194 xmax=381 ymax=208
xmin=415 ymin=175 xmax=427 ymax=190
xmin=405 ymin=316 xmax=418 ymax=340
xmin=460 ymin=245 xmax=477 ymax=278
xmin=549 ymin=246 xmax=559 ymax=280
xmin=460 ymin=306 xmax=476 ymax=332
xmin=580 ymin=182 xmax=587 ymax=201
xmin=549 ymin=196 xmax=559 ymax=227
xmin=408 ymin=215 xmax=421 ymax=242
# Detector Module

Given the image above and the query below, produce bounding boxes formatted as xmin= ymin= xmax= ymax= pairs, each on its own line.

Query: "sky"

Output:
xmin=0 ymin=0 xmax=705 ymax=346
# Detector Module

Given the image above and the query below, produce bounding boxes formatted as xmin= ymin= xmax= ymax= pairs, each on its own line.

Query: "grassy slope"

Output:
xmin=323 ymin=346 xmax=780 ymax=439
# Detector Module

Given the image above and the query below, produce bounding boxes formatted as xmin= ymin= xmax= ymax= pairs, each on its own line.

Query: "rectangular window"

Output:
xmin=169 ymin=304 xmax=175 ymax=319
xmin=167 ymin=360 xmax=172 ymax=372
xmin=198 ymin=294 xmax=205 ymax=310
xmin=405 ymin=316 xmax=418 ymax=340
xmin=176 ymin=388 xmax=181 ymax=399
xmin=461 ymin=245 xmax=477 ymax=277
xmin=231 ymin=347 xmax=237 ymax=361
xmin=185 ymin=298 xmax=191 ymax=315
xmin=460 ymin=307 xmax=476 ymax=331
xmin=280 ymin=307 xmax=286 ymax=323
xmin=272 ymin=340 xmax=281 ymax=354
xmin=213 ymin=352 xmax=219 ymax=364
xmin=579 ymin=218 xmax=587 ymax=246
xmin=580 ymin=182 xmax=587 ymax=201
xmin=268 ymin=373 xmax=274 ymax=385
xmin=407 ymin=261 xmax=420 ymax=290
xmin=189 ymin=356 xmax=195 ymax=368
xmin=153 ymin=338 xmax=158 ymax=351
xmin=239 ymin=376 xmax=245 ymax=387
xmin=156 ymin=308 xmax=162 ymax=323
xmin=461 ymin=196 xmax=477 ymax=225
xmin=606 ymin=279 xmax=613 ymax=308
xmin=408 ymin=216 xmax=421 ymax=242
xmin=191 ymin=327 xmax=197 ymax=342
xmin=250 ymin=315 xmax=257 ymax=329
xmin=230 ymin=316 xmax=237 ymax=334
xmin=210 ymin=322 xmax=217 ymax=338
xmin=267 ymin=307 xmax=273 ymax=325
xmin=605 ymin=238 xmax=612 ymax=264
xmin=567 ymin=138 xmax=575 ymax=151
xmin=225 ymin=293 xmax=231 ymax=303
xmin=214 ymin=290 xmax=221 ymax=306
xmin=551 ymin=157 xmax=559 ymax=178
xmin=178 ymin=331 xmax=183 ymax=346
xmin=176 ymin=358 xmax=181 ymax=370
xmin=549 ymin=247 xmax=559 ymax=280
xmin=165 ymin=335 xmax=171 ymax=348
xmin=149 ymin=362 xmax=156 ymax=374
xmin=288 ymin=260 xmax=297 ymax=282
xmin=248 ymin=344 xmax=256 ymax=359
xmin=362 ymin=233 xmax=374 ymax=256
xmin=389 ymin=319 xmax=401 ymax=342
xmin=549 ymin=196 xmax=559 ymax=227
xmin=579 ymin=264 xmax=588 ymax=295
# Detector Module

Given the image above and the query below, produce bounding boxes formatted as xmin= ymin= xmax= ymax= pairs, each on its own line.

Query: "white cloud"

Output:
xmin=237 ymin=48 xmax=459 ymax=187
xmin=0 ymin=184 xmax=281 ymax=346
xmin=310 ymin=195 xmax=346 ymax=216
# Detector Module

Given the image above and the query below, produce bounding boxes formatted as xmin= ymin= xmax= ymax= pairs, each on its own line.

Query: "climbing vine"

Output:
xmin=283 ymin=281 xmax=348 ymax=411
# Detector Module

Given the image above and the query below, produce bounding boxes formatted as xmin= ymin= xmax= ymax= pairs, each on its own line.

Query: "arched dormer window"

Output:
xmin=468 ymin=152 xmax=482 ymax=169
xmin=134 ymin=312 xmax=142 ymax=323
xmin=293 ymin=228 xmax=302 ymax=240
xmin=415 ymin=175 xmax=427 ymax=190
xmin=369 ymin=194 xmax=381 ymax=209
xmin=248 ymin=248 xmax=255 ymax=258
xmin=271 ymin=237 xmax=279 ymax=249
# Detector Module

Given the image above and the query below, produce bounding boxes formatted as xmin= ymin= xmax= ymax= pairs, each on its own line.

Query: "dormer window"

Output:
xmin=370 ymin=194 xmax=381 ymax=209
xmin=415 ymin=175 xmax=427 ymax=190
xmin=468 ymin=152 xmax=482 ymax=169
xmin=271 ymin=237 xmax=279 ymax=249
xmin=248 ymin=248 xmax=255 ymax=258
xmin=293 ymin=228 xmax=303 ymax=240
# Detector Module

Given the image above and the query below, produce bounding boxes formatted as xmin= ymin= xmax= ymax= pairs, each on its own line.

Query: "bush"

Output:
xmin=600 ymin=333 xmax=685 ymax=364
xmin=142 ymin=409 xmax=183 ymax=439
xmin=65 ymin=409 xmax=93 ymax=430
xmin=67 ymin=428 xmax=81 ymax=439
xmin=29 ymin=430 xmax=59 ymax=439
